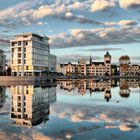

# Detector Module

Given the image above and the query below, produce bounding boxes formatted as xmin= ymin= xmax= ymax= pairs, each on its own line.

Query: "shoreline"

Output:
xmin=0 ymin=75 xmax=139 ymax=83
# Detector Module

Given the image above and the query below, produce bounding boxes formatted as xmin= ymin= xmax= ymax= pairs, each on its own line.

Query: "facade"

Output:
xmin=120 ymin=64 xmax=140 ymax=76
xmin=0 ymin=49 xmax=6 ymax=75
xmin=10 ymin=85 xmax=56 ymax=127
xmin=10 ymin=33 xmax=56 ymax=76
xmin=49 ymin=54 xmax=57 ymax=72
xmin=60 ymin=52 xmax=111 ymax=76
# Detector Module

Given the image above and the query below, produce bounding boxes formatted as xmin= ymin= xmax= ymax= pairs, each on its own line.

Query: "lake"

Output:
xmin=0 ymin=78 xmax=140 ymax=140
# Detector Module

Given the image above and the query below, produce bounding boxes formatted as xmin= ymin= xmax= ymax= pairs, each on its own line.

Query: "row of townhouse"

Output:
xmin=60 ymin=52 xmax=112 ymax=76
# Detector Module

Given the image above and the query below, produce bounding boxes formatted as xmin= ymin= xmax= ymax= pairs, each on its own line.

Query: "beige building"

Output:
xmin=10 ymin=85 xmax=56 ymax=127
xmin=0 ymin=49 xmax=6 ymax=75
xmin=120 ymin=64 xmax=140 ymax=76
xmin=59 ymin=80 xmax=111 ymax=97
xmin=10 ymin=33 xmax=56 ymax=76
xmin=60 ymin=52 xmax=111 ymax=76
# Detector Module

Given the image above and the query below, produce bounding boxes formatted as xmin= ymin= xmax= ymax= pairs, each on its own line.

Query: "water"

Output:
xmin=0 ymin=79 xmax=140 ymax=140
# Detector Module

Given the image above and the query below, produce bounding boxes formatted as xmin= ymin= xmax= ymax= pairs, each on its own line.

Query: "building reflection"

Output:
xmin=58 ymin=78 xmax=140 ymax=102
xmin=59 ymin=80 xmax=112 ymax=102
xmin=119 ymin=79 xmax=140 ymax=98
xmin=10 ymin=85 xmax=56 ymax=128
xmin=0 ymin=87 xmax=6 ymax=108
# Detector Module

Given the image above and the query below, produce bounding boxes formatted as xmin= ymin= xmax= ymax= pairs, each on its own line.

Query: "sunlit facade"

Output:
xmin=120 ymin=64 xmax=140 ymax=76
xmin=10 ymin=33 xmax=56 ymax=76
xmin=60 ymin=52 xmax=112 ymax=76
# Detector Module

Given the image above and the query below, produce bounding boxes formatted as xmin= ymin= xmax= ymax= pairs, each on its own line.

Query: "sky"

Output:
xmin=0 ymin=0 xmax=140 ymax=64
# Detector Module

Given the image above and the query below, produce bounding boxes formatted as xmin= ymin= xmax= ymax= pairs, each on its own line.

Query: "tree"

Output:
xmin=119 ymin=55 xmax=130 ymax=65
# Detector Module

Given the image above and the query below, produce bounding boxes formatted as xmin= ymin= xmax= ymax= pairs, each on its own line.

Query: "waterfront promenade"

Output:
xmin=0 ymin=75 xmax=140 ymax=83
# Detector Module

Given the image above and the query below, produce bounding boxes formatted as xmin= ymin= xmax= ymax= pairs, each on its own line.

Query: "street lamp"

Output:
xmin=5 ymin=65 xmax=8 ymax=76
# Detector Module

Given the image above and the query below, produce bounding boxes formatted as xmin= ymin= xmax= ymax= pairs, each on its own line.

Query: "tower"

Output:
xmin=104 ymin=51 xmax=111 ymax=64
xmin=89 ymin=54 xmax=92 ymax=65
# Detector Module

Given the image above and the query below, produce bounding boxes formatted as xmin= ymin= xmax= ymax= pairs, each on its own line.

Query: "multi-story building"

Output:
xmin=10 ymin=85 xmax=56 ymax=127
xmin=60 ymin=52 xmax=111 ymax=76
xmin=0 ymin=49 xmax=6 ymax=75
xmin=10 ymin=33 xmax=56 ymax=76
xmin=59 ymin=80 xmax=112 ymax=102
xmin=49 ymin=54 xmax=57 ymax=72
xmin=120 ymin=64 xmax=140 ymax=76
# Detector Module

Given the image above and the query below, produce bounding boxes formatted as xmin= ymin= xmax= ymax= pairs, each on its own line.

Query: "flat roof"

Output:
xmin=15 ymin=33 xmax=49 ymax=40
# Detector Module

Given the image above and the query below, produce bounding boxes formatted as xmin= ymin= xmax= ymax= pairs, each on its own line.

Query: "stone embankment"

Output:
xmin=0 ymin=75 xmax=139 ymax=85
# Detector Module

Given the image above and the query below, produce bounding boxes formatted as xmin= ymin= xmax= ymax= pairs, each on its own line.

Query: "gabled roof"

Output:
xmin=104 ymin=51 xmax=111 ymax=57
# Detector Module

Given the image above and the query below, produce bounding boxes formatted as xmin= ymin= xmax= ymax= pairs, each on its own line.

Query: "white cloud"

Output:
xmin=68 ymin=2 xmax=84 ymax=10
xmin=91 ymin=0 xmax=115 ymax=12
xmin=65 ymin=12 xmax=73 ymax=17
xmin=37 ymin=21 xmax=44 ymax=25
xmin=32 ymin=4 xmax=66 ymax=19
xmin=118 ymin=20 xmax=137 ymax=26
xmin=120 ymin=0 xmax=140 ymax=9
xmin=50 ymin=25 xmax=140 ymax=48
xmin=33 ymin=5 xmax=54 ymax=19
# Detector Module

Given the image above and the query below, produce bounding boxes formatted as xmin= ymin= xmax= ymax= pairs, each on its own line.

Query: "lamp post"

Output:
xmin=5 ymin=65 xmax=8 ymax=76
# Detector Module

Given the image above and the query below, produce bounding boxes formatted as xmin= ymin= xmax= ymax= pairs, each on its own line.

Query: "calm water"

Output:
xmin=0 ymin=79 xmax=140 ymax=140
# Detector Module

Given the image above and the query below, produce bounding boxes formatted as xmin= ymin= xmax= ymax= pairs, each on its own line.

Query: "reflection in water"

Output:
xmin=58 ymin=79 xmax=140 ymax=102
xmin=0 ymin=79 xmax=140 ymax=140
xmin=10 ymin=85 xmax=56 ymax=127
xmin=0 ymin=87 xmax=5 ymax=108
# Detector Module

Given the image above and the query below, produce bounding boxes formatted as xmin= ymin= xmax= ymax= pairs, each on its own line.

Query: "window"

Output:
xmin=23 ymin=35 xmax=28 ymax=38
xmin=24 ymin=60 xmax=26 ymax=64
xmin=18 ymin=41 xmax=21 ymax=46
xmin=17 ymin=59 xmax=21 ymax=64
xmin=12 ymin=48 xmax=14 ymax=53
xmin=25 ymin=41 xmax=28 ymax=46
xmin=18 ymin=96 xmax=21 ymax=100
xmin=18 ymin=53 xmax=21 ymax=58
xmin=18 ymin=103 xmax=21 ymax=107
xmin=17 ymin=108 xmax=21 ymax=112
xmin=18 ymin=47 xmax=21 ymax=52
xmin=26 ymin=66 xmax=28 ymax=70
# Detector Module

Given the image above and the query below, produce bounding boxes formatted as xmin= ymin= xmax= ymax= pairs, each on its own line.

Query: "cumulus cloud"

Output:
xmin=120 ymin=0 xmax=140 ymax=9
xmin=91 ymin=0 xmax=116 ymax=12
xmin=58 ymin=12 xmax=104 ymax=26
xmin=33 ymin=4 xmax=66 ymax=19
xmin=50 ymin=26 xmax=140 ymax=48
xmin=67 ymin=1 xmax=84 ymax=10
xmin=118 ymin=20 xmax=137 ymax=26
xmin=0 ymin=1 xmax=35 ymax=24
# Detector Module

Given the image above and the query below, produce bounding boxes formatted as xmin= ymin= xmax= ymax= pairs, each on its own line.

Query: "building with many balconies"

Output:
xmin=10 ymin=33 xmax=56 ymax=76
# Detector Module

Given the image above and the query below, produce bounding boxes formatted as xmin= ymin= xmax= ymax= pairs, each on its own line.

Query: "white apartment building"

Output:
xmin=10 ymin=33 xmax=56 ymax=76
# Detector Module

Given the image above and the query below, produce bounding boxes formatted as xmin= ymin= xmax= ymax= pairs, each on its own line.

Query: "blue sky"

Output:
xmin=0 ymin=0 xmax=140 ymax=63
